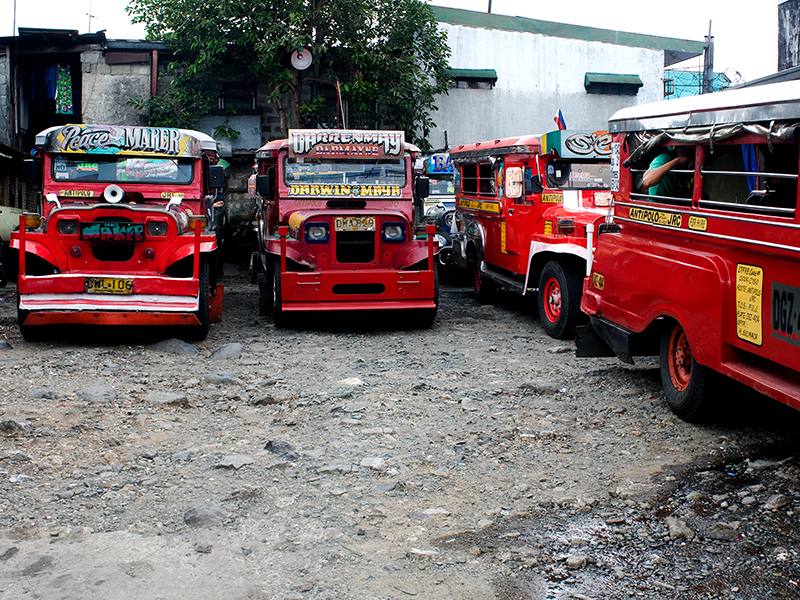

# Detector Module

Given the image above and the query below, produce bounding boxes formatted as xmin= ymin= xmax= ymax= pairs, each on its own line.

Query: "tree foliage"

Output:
xmin=126 ymin=0 xmax=452 ymax=148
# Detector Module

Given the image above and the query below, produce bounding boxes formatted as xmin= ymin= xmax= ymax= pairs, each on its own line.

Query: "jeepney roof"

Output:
xmin=36 ymin=125 xmax=218 ymax=157
xmin=449 ymin=134 xmax=541 ymax=162
xmin=255 ymin=130 xmax=421 ymax=159
xmin=609 ymin=80 xmax=800 ymax=133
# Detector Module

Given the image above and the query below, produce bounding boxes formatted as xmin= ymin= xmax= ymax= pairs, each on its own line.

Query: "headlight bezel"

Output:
xmin=381 ymin=222 xmax=406 ymax=243
xmin=146 ymin=219 xmax=169 ymax=237
xmin=56 ymin=218 xmax=80 ymax=236
xmin=304 ymin=222 xmax=330 ymax=244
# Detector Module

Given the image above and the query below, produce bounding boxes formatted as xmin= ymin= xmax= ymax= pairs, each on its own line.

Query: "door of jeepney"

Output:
xmin=500 ymin=158 xmax=538 ymax=261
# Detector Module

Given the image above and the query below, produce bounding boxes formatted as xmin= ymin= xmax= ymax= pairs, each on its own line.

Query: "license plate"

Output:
xmin=85 ymin=277 xmax=134 ymax=294
xmin=80 ymin=222 xmax=145 ymax=242
xmin=334 ymin=216 xmax=376 ymax=232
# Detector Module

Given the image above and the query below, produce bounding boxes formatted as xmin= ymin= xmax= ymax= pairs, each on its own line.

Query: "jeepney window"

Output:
xmin=429 ymin=176 xmax=455 ymax=196
xmin=545 ymin=161 xmax=610 ymax=190
xmin=52 ymin=155 xmax=194 ymax=184
xmin=283 ymin=157 xmax=406 ymax=187
xmin=461 ymin=163 xmax=494 ymax=197
xmin=699 ymin=143 xmax=798 ymax=216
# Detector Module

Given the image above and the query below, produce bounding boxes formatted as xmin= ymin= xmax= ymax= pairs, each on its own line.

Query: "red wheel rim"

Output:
xmin=542 ymin=277 xmax=562 ymax=323
xmin=667 ymin=325 xmax=692 ymax=391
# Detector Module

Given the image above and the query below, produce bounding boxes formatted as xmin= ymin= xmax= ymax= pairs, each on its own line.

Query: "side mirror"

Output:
xmin=415 ymin=176 xmax=430 ymax=200
xmin=208 ymin=164 xmax=226 ymax=190
xmin=527 ymin=175 xmax=544 ymax=195
xmin=256 ymin=174 xmax=272 ymax=198
xmin=23 ymin=158 xmax=42 ymax=190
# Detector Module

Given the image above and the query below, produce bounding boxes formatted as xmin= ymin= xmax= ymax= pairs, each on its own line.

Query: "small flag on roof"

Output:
xmin=554 ymin=109 xmax=566 ymax=130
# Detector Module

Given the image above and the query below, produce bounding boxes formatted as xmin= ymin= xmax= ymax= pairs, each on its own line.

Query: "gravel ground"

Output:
xmin=0 ymin=264 xmax=798 ymax=600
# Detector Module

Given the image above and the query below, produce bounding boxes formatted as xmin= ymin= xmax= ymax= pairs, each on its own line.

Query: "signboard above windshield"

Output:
xmin=289 ymin=129 xmax=405 ymax=160
xmin=44 ymin=125 xmax=207 ymax=158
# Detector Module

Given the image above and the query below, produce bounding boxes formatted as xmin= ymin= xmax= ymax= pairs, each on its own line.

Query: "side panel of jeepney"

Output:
xmin=601 ymin=130 xmax=800 ymax=373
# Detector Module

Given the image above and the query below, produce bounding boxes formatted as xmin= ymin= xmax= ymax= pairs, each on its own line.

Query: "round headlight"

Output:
xmin=147 ymin=220 xmax=169 ymax=237
xmin=304 ymin=223 xmax=329 ymax=243
xmin=383 ymin=224 xmax=404 ymax=240
xmin=57 ymin=219 xmax=79 ymax=235
xmin=306 ymin=224 xmax=329 ymax=241
xmin=442 ymin=211 xmax=455 ymax=233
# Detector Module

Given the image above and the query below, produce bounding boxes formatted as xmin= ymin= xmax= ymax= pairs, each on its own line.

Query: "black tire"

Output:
xmin=17 ymin=294 xmax=43 ymax=342
xmin=257 ymin=259 xmax=273 ymax=317
xmin=473 ymin=261 xmax=496 ymax=304
xmin=185 ymin=259 xmax=210 ymax=341
xmin=659 ymin=321 xmax=711 ymax=422
xmin=537 ymin=261 xmax=582 ymax=339
xmin=416 ymin=262 xmax=439 ymax=329
xmin=272 ymin=258 xmax=286 ymax=328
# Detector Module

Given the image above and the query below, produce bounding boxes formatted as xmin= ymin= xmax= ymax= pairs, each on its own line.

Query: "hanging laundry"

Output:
xmin=45 ymin=66 xmax=57 ymax=99
xmin=55 ymin=65 xmax=73 ymax=115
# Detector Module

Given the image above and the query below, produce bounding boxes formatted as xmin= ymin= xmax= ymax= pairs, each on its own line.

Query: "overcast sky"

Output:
xmin=2 ymin=0 xmax=785 ymax=82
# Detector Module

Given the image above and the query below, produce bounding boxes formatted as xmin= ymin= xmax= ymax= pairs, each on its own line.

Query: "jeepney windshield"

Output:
xmin=284 ymin=157 xmax=406 ymax=187
xmin=429 ymin=176 xmax=455 ymax=196
xmin=51 ymin=155 xmax=194 ymax=185
xmin=546 ymin=161 xmax=610 ymax=190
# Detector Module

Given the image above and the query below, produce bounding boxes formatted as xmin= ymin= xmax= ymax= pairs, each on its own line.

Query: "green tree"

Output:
xmin=126 ymin=0 xmax=452 ymax=148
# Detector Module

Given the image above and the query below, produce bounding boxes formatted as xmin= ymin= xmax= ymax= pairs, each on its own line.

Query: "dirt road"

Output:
xmin=0 ymin=265 xmax=797 ymax=600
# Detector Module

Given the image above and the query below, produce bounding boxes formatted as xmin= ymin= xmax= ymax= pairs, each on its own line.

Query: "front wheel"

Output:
xmin=17 ymin=295 xmax=44 ymax=342
xmin=257 ymin=258 xmax=273 ymax=317
xmin=659 ymin=321 xmax=711 ymax=422
xmin=185 ymin=259 xmax=210 ymax=341
xmin=272 ymin=258 xmax=287 ymax=328
xmin=537 ymin=261 xmax=582 ymax=339
xmin=473 ymin=261 xmax=496 ymax=304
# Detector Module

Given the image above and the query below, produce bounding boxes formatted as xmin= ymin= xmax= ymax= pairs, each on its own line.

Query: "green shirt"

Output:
xmin=648 ymin=152 xmax=693 ymax=198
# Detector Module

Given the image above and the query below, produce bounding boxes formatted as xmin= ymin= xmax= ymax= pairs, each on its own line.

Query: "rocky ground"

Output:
xmin=0 ymin=264 xmax=797 ymax=600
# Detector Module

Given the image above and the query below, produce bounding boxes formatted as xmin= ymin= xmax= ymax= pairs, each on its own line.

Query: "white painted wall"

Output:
xmin=431 ymin=23 xmax=666 ymax=148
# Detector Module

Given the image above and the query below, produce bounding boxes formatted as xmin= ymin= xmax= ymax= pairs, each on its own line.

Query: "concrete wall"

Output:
xmin=779 ymin=0 xmax=800 ymax=71
xmin=80 ymin=51 xmax=151 ymax=126
xmin=431 ymin=23 xmax=666 ymax=148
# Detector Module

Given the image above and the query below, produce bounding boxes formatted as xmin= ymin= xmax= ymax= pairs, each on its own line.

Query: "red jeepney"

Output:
xmin=578 ymin=81 xmax=800 ymax=420
xmin=250 ymin=129 xmax=437 ymax=327
xmin=13 ymin=124 xmax=225 ymax=340
xmin=450 ymin=129 xmax=612 ymax=338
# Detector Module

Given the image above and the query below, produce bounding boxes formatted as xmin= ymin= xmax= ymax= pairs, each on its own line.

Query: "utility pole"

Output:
xmin=87 ymin=0 xmax=96 ymax=34
xmin=488 ymin=0 xmax=492 ymax=13
xmin=702 ymin=20 xmax=714 ymax=94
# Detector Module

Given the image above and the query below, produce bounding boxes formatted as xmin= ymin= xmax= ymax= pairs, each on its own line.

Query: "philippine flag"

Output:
xmin=554 ymin=109 xmax=566 ymax=130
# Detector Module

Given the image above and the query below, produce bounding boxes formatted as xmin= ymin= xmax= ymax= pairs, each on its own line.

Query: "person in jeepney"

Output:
xmin=640 ymin=145 xmax=694 ymax=197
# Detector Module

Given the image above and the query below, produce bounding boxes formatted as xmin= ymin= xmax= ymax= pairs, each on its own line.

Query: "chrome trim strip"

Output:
xmin=615 ymin=201 xmax=800 ymax=231
xmin=615 ymin=216 xmax=800 ymax=254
